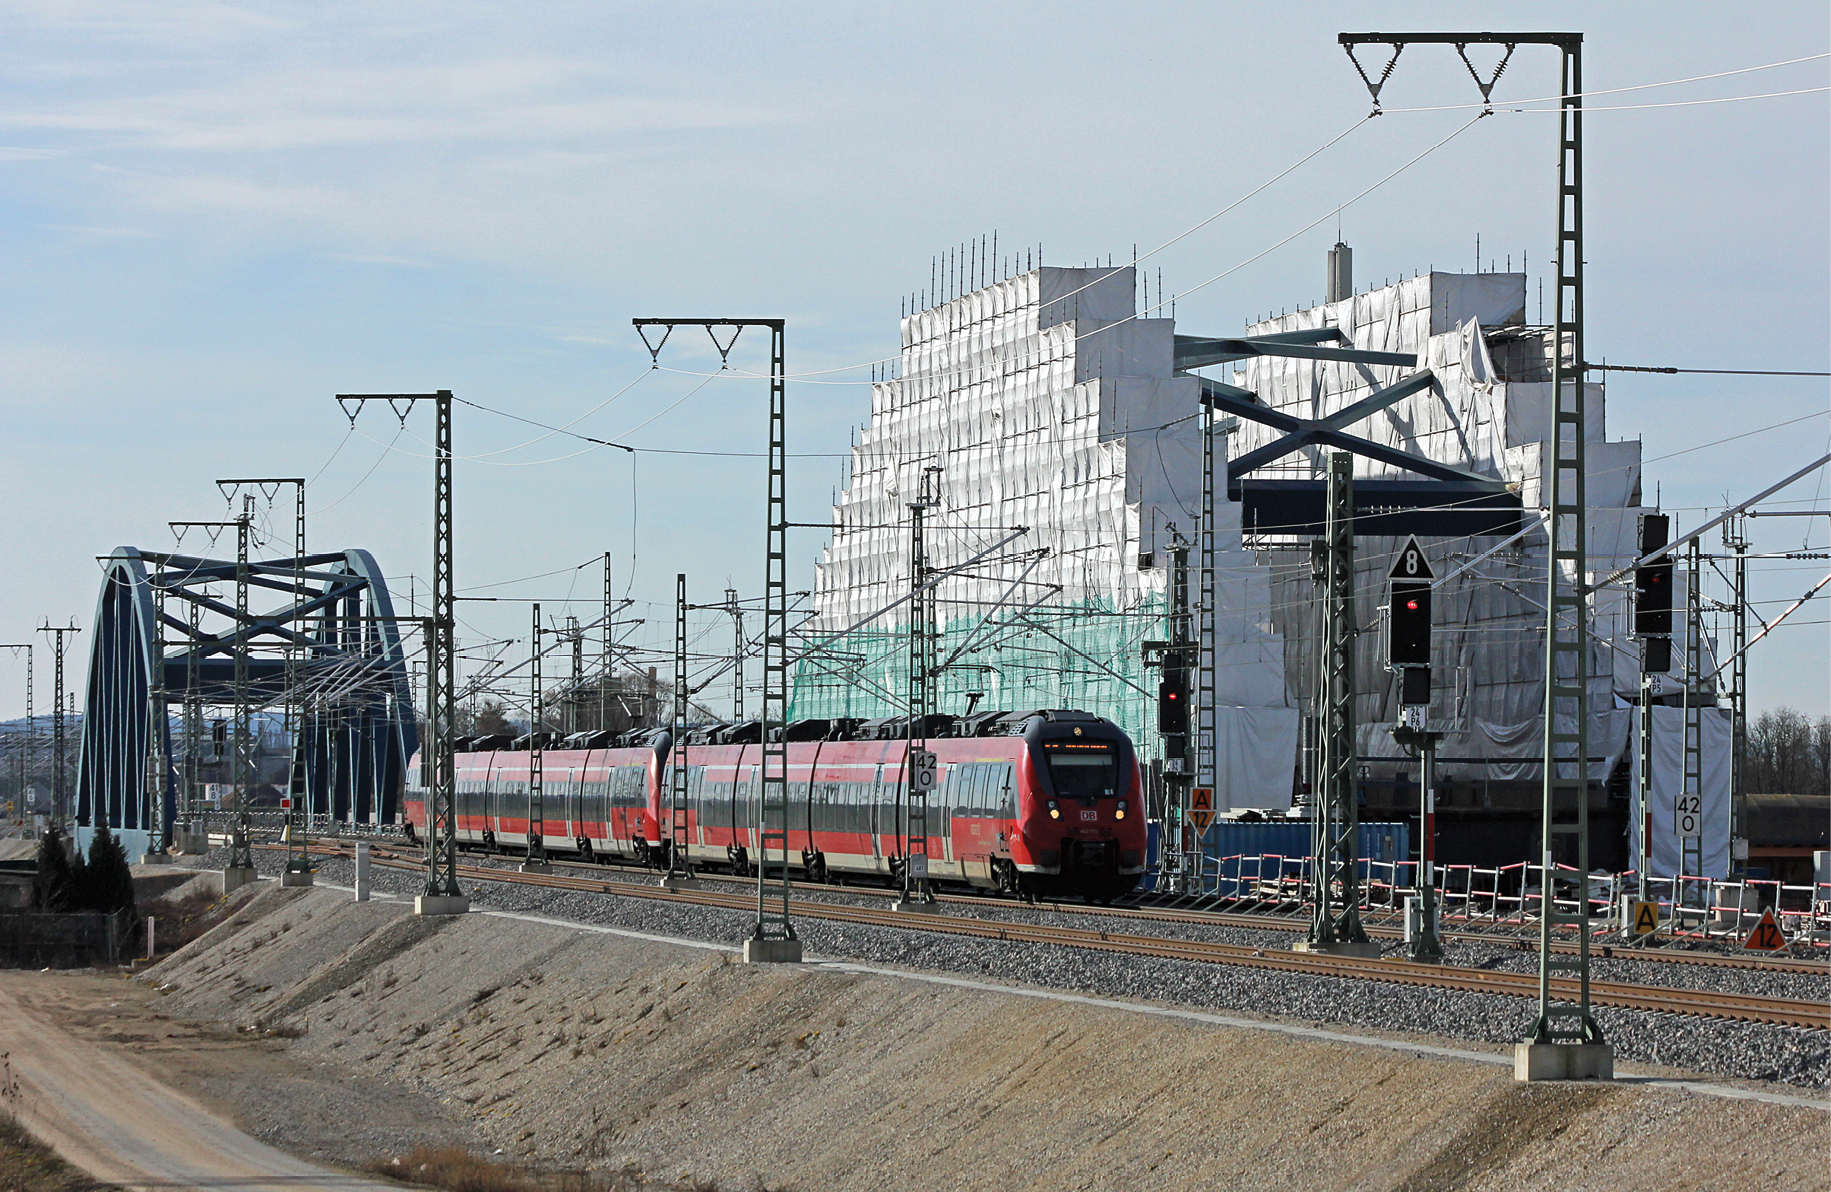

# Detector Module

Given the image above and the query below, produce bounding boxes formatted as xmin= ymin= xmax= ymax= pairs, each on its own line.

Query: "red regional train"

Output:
xmin=403 ymin=708 xmax=1146 ymax=900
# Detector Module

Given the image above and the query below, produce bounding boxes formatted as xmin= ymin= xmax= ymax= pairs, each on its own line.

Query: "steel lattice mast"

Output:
xmin=0 ymin=646 xmax=31 ymax=825
xmin=1338 ymin=32 xmax=1606 ymax=1077
xmin=1531 ymin=35 xmax=1605 ymax=1058
xmin=664 ymin=576 xmax=692 ymax=886
xmin=335 ymin=391 xmax=466 ymax=914
xmin=632 ymin=319 xmax=798 ymax=961
xmin=39 ymin=624 xmax=78 ymax=831
xmin=1309 ymin=452 xmax=1366 ymax=948
xmin=524 ymin=603 xmax=551 ymax=873
xmin=216 ymin=479 xmax=309 ymax=879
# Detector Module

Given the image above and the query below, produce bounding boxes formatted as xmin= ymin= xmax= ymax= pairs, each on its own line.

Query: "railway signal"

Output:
xmin=1387 ymin=537 xmax=1434 ymax=707
xmin=1635 ymin=513 xmax=1673 ymax=672
xmin=1157 ymin=680 xmax=1187 ymax=737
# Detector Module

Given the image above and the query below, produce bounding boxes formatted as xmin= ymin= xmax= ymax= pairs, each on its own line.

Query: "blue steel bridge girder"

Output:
xmin=78 ymin=546 xmax=418 ymax=835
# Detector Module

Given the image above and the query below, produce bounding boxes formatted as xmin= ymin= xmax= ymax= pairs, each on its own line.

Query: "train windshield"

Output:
xmin=1043 ymin=746 xmax=1119 ymax=800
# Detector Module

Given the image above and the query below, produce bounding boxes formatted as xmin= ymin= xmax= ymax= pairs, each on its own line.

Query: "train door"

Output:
xmin=689 ymin=765 xmax=707 ymax=854
xmin=485 ymin=755 xmax=501 ymax=846
xmin=745 ymin=764 xmax=759 ymax=851
xmin=725 ymin=746 xmax=745 ymax=858
xmin=944 ymin=765 xmax=959 ymax=867
xmin=797 ymin=742 xmax=823 ymax=862
xmin=870 ymin=764 xmax=884 ymax=862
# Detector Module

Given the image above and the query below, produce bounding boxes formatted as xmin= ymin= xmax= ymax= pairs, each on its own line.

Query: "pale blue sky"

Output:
xmin=1 ymin=2 xmax=1826 ymax=716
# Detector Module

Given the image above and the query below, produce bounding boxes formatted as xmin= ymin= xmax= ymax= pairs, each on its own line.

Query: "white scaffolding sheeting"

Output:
xmin=1227 ymin=271 xmax=1714 ymax=788
xmin=804 ymin=266 xmax=1291 ymax=799
xmin=1630 ymin=705 xmax=1733 ymax=880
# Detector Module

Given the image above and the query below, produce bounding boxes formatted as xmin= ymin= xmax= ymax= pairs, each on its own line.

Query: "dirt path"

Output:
xmin=0 ymin=977 xmax=388 ymax=1191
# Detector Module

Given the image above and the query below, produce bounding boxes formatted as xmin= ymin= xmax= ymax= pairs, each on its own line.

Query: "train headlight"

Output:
xmin=1115 ymin=800 xmax=1127 ymax=820
xmin=1047 ymin=799 xmax=1060 ymax=820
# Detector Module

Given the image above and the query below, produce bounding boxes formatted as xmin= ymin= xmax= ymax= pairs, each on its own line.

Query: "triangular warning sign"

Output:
xmin=1389 ymin=536 xmax=1436 ymax=581
xmin=1190 ymin=787 xmax=1216 ymax=832
xmin=1742 ymin=908 xmax=1787 ymax=953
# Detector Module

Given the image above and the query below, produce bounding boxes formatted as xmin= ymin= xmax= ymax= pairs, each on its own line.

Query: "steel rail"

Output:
xmin=281 ymin=841 xmax=1829 ymax=1031
xmin=264 ymin=838 xmax=1827 ymax=975
xmin=520 ymin=854 xmax=1827 ymax=975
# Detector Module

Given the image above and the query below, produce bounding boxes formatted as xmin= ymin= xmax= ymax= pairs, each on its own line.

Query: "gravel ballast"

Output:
xmin=139 ymin=871 xmax=1831 ymax=1192
xmin=177 ymin=845 xmax=1831 ymax=1090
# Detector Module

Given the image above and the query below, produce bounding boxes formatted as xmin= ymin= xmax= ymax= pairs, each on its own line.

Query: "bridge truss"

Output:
xmin=78 ymin=546 xmax=419 ymax=836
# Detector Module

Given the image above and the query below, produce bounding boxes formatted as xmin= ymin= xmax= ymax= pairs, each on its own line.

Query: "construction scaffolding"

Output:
xmin=796 ymin=262 xmax=1293 ymax=817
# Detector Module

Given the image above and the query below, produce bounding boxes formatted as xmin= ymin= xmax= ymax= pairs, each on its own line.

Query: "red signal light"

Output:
xmin=1405 ymin=599 xmax=1419 ymax=611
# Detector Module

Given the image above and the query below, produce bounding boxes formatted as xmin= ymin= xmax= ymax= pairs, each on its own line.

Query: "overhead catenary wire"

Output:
xmin=1373 ymin=52 xmax=1830 ymax=113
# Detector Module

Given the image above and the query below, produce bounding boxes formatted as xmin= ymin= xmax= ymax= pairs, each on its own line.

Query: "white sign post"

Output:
xmin=354 ymin=842 xmax=371 ymax=902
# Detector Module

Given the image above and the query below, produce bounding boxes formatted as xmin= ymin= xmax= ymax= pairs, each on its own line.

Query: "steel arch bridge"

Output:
xmin=77 ymin=547 xmax=419 ymax=835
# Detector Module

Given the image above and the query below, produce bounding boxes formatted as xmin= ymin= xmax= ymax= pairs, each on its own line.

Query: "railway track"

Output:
xmin=271 ymin=840 xmax=1831 ymax=1031
xmin=329 ymin=841 xmax=1813 ymax=975
xmin=254 ymin=837 xmax=1828 ymax=973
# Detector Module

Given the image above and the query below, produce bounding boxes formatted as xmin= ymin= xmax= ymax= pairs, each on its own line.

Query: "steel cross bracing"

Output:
xmin=527 ymin=603 xmax=549 ymax=869
xmin=19 ymin=648 xmax=31 ymax=823
xmin=1725 ymin=517 xmax=1748 ymax=877
xmin=39 ymin=625 xmax=78 ymax=828
xmin=1194 ymin=413 xmax=1239 ymax=890
xmin=667 ymin=576 xmax=691 ymax=881
xmin=183 ymin=597 xmax=203 ymax=832
xmin=1159 ymin=538 xmax=1194 ymax=893
xmin=631 ymin=319 xmax=794 ymax=952
xmin=1524 ymin=34 xmax=1601 ymax=1047
xmin=726 ymin=588 xmax=743 ymax=723
xmin=336 ymin=391 xmax=462 ymax=907
xmin=230 ymin=502 xmax=257 ymax=873
xmin=142 ymin=581 xmax=169 ymax=858
xmin=1679 ymin=538 xmax=1704 ymax=906
xmin=1336 ymin=26 xmax=1604 ymax=1050
xmin=1636 ymin=671 xmax=1654 ymax=908
xmin=219 ymin=479 xmax=308 ymax=874
xmin=903 ymin=466 xmax=941 ymax=905
xmin=567 ymin=618 xmax=583 ymax=734
xmin=0 ymin=647 xmax=31 ymax=824
xmin=1311 ymin=452 xmax=1368 ymax=945
xmin=1189 ymin=353 xmax=1520 ymax=538
xmin=1196 ymin=414 xmax=1218 ymax=827
xmin=603 ymin=553 xmax=616 ymax=730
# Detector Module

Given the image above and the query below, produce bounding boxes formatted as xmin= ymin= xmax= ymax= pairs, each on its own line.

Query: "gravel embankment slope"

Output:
xmin=185 ymin=847 xmax=1831 ymax=1089
xmin=142 ymin=878 xmax=1830 ymax=1192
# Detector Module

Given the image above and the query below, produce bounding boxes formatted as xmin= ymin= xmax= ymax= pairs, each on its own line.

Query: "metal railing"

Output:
xmin=1143 ymin=849 xmax=1828 ymax=951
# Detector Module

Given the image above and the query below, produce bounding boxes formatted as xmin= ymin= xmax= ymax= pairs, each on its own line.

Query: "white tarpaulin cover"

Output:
xmin=1216 ymin=706 xmax=1299 ymax=810
xmin=1234 ymin=272 xmax=1679 ymax=785
xmin=799 ymin=264 xmax=1291 ymax=756
xmin=1629 ymin=705 xmax=1732 ymax=879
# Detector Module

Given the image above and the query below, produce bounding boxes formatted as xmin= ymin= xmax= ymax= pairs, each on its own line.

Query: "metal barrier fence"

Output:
xmin=1150 ymin=851 xmax=1829 ymax=951
xmin=0 ymin=908 xmax=133 ymax=967
xmin=189 ymin=812 xmax=409 ymax=841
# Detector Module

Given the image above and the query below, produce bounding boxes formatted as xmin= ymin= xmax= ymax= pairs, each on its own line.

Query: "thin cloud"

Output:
xmin=327 ymin=252 xmax=432 ymax=267
xmin=0 ymin=60 xmax=785 ymax=153
xmin=41 ymin=222 xmax=157 ymax=237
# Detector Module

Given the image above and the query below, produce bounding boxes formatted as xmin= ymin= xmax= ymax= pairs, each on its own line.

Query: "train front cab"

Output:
xmin=1010 ymin=712 xmax=1146 ymax=899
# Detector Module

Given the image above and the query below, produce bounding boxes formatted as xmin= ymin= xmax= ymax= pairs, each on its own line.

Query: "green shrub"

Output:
xmin=30 ymin=827 xmax=75 ymax=911
xmin=82 ymin=824 xmax=138 ymax=922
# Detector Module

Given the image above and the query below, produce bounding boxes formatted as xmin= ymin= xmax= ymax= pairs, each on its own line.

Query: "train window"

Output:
xmin=998 ymin=764 xmax=1016 ymax=817
xmin=1042 ymin=746 xmax=1118 ymax=800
